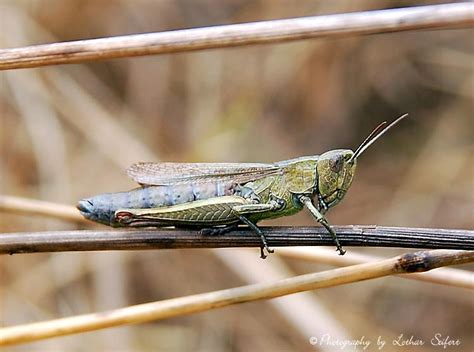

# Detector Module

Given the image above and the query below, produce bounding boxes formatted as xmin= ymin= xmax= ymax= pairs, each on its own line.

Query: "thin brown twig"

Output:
xmin=0 ymin=3 xmax=473 ymax=70
xmin=0 ymin=249 xmax=471 ymax=346
xmin=1 ymin=226 xmax=473 ymax=255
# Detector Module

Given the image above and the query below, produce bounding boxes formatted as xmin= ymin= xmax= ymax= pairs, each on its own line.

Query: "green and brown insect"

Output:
xmin=78 ymin=114 xmax=408 ymax=258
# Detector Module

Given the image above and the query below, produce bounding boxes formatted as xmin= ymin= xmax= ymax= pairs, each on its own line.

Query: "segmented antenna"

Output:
xmin=349 ymin=113 xmax=409 ymax=163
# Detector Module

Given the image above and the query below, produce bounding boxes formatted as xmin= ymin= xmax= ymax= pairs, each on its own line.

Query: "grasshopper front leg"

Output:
xmin=299 ymin=195 xmax=346 ymax=255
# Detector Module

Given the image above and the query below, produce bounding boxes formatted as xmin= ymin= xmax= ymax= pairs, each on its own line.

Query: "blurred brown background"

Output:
xmin=0 ymin=1 xmax=472 ymax=351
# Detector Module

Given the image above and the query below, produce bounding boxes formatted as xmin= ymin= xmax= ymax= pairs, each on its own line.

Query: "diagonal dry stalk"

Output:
xmin=0 ymin=249 xmax=471 ymax=346
xmin=0 ymin=3 xmax=472 ymax=70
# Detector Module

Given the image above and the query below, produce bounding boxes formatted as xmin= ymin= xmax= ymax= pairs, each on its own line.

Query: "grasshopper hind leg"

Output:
xmin=200 ymin=223 xmax=239 ymax=236
xmin=238 ymin=215 xmax=274 ymax=259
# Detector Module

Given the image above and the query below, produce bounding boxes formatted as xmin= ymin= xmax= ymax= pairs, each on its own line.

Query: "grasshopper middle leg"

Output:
xmin=202 ymin=196 xmax=285 ymax=258
xmin=238 ymin=215 xmax=274 ymax=259
xmin=231 ymin=195 xmax=285 ymax=258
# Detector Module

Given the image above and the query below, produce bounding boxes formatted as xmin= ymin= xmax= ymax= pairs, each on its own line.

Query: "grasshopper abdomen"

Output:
xmin=78 ymin=181 xmax=237 ymax=226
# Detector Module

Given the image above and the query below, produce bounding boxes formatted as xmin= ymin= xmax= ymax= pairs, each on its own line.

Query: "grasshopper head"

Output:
xmin=316 ymin=149 xmax=356 ymax=209
xmin=315 ymin=113 xmax=409 ymax=210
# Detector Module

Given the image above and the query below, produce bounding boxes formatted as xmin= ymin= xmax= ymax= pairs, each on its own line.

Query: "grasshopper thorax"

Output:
xmin=316 ymin=149 xmax=356 ymax=209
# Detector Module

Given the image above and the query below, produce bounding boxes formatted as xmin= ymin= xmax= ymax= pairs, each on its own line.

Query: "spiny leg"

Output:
xmin=317 ymin=217 xmax=346 ymax=255
xmin=238 ymin=215 xmax=274 ymax=259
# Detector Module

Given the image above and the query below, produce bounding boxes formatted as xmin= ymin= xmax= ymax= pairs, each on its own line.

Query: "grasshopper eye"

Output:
xmin=329 ymin=155 xmax=344 ymax=172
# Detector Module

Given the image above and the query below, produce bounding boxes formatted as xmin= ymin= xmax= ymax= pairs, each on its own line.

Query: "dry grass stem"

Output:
xmin=0 ymin=3 xmax=472 ymax=70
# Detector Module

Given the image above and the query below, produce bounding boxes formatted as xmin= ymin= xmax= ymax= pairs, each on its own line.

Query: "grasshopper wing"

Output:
xmin=128 ymin=162 xmax=281 ymax=186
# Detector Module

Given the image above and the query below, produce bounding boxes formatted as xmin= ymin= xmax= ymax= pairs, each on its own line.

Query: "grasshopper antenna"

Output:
xmin=349 ymin=113 xmax=409 ymax=163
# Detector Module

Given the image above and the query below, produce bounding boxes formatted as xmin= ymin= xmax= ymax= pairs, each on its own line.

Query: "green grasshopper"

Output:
xmin=78 ymin=114 xmax=408 ymax=258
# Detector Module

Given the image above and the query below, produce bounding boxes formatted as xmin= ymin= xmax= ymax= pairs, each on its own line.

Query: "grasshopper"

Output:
xmin=78 ymin=114 xmax=408 ymax=258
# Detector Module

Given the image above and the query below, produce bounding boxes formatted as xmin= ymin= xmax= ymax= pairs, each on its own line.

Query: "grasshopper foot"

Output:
xmin=260 ymin=245 xmax=275 ymax=259
xmin=328 ymin=227 xmax=345 ymax=255
xmin=329 ymin=231 xmax=345 ymax=256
